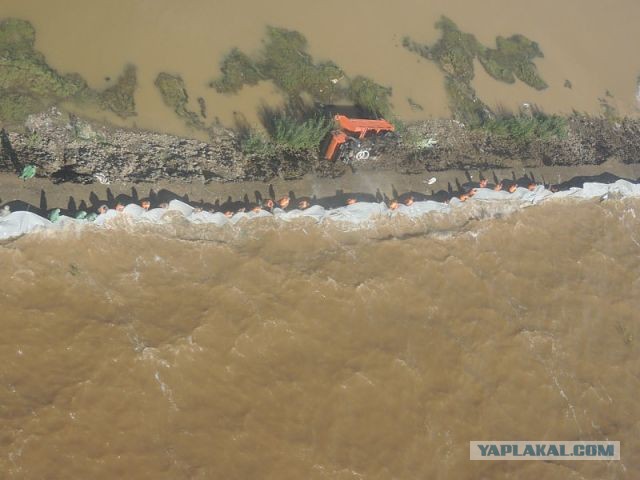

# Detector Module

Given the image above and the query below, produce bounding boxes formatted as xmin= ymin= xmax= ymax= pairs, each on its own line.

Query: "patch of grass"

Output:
xmin=154 ymin=72 xmax=205 ymax=130
xmin=240 ymin=129 xmax=277 ymax=156
xmin=271 ymin=114 xmax=332 ymax=151
xmin=0 ymin=92 xmax=45 ymax=124
xmin=481 ymin=107 xmax=567 ymax=143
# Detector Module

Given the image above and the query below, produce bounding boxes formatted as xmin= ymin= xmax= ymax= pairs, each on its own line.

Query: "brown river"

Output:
xmin=2 ymin=1 xmax=640 ymax=478
xmin=1 ymin=198 xmax=639 ymax=478
xmin=3 ymin=0 xmax=640 ymax=138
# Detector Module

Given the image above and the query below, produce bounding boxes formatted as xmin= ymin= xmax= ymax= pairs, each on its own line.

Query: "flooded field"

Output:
xmin=2 ymin=0 xmax=640 ymax=138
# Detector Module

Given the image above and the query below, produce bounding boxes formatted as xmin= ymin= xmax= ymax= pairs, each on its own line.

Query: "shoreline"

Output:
xmin=2 ymin=159 xmax=639 ymax=216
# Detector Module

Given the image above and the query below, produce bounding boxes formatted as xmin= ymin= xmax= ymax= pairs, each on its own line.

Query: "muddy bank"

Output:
xmin=2 ymin=159 xmax=639 ymax=219
xmin=1 ymin=108 xmax=640 ymax=186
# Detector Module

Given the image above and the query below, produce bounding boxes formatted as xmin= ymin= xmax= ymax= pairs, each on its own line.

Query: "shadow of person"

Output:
xmin=67 ymin=196 xmax=77 ymax=215
xmin=39 ymin=189 xmax=47 ymax=212
xmin=2 ymin=200 xmax=42 ymax=215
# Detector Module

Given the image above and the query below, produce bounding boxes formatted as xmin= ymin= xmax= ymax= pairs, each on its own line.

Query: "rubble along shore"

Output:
xmin=1 ymin=108 xmax=640 ymax=187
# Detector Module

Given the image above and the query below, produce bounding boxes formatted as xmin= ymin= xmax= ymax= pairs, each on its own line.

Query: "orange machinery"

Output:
xmin=324 ymin=115 xmax=395 ymax=160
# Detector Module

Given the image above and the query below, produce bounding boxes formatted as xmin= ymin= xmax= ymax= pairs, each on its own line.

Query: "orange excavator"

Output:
xmin=324 ymin=115 xmax=395 ymax=162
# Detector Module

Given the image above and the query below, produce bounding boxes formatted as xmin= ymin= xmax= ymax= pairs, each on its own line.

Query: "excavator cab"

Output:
xmin=323 ymin=115 xmax=395 ymax=162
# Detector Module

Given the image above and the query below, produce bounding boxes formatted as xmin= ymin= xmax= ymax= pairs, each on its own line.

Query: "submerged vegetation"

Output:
xmin=211 ymin=26 xmax=392 ymax=118
xmin=403 ymin=16 xmax=548 ymax=127
xmin=98 ymin=64 xmax=137 ymax=118
xmin=0 ymin=18 xmax=137 ymax=125
xmin=154 ymin=72 xmax=205 ymax=130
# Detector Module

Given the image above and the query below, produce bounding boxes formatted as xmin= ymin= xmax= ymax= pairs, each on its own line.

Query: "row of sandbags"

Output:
xmin=2 ymin=180 xmax=640 ymax=240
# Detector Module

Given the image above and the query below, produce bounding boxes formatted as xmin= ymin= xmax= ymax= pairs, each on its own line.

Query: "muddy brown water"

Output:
xmin=1 ymin=199 xmax=639 ymax=479
xmin=2 ymin=2 xmax=640 ymax=478
xmin=3 ymin=0 xmax=640 ymax=140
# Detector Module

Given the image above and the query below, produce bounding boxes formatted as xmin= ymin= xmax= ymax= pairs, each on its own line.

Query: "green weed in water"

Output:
xmin=212 ymin=26 xmax=392 ymax=117
xmin=0 ymin=18 xmax=138 ymax=125
xmin=154 ymin=72 xmax=205 ymax=130
xmin=403 ymin=16 xmax=548 ymax=124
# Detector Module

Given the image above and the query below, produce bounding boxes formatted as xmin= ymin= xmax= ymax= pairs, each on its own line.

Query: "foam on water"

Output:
xmin=2 ymin=180 xmax=640 ymax=241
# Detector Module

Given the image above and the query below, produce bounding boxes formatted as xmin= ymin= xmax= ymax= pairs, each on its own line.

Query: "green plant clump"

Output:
xmin=154 ymin=72 xmax=205 ymax=130
xmin=403 ymin=16 xmax=548 ymax=124
xmin=0 ymin=18 xmax=139 ymax=125
xmin=211 ymin=48 xmax=262 ymax=94
xmin=211 ymin=26 xmax=392 ymax=117
xmin=481 ymin=109 xmax=567 ymax=143
xmin=478 ymin=35 xmax=547 ymax=90
xmin=347 ymin=76 xmax=392 ymax=117
xmin=98 ymin=64 xmax=138 ymax=118
xmin=272 ymin=114 xmax=332 ymax=151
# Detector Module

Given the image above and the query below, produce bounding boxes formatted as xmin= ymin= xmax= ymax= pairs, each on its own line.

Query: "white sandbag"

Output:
xmin=472 ymin=188 xmax=512 ymax=201
xmin=188 ymin=211 xmax=230 ymax=226
xmin=93 ymin=209 xmax=118 ymax=226
xmin=398 ymin=201 xmax=451 ymax=217
xmin=278 ymin=205 xmax=326 ymax=222
xmin=229 ymin=211 xmax=249 ymax=224
xmin=167 ymin=199 xmax=194 ymax=217
xmin=246 ymin=209 xmax=273 ymax=219
xmin=608 ymin=179 xmax=640 ymax=196
xmin=0 ymin=211 xmax=53 ymax=239
xmin=527 ymin=186 xmax=555 ymax=204
xmin=139 ymin=208 xmax=168 ymax=223
xmin=326 ymin=202 xmax=388 ymax=224
xmin=123 ymin=204 xmax=146 ymax=219
xmin=577 ymin=182 xmax=609 ymax=198
xmin=509 ymin=187 xmax=535 ymax=199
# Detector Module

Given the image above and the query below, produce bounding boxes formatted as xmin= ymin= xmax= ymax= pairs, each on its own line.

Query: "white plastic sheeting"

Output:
xmin=2 ymin=180 xmax=640 ymax=240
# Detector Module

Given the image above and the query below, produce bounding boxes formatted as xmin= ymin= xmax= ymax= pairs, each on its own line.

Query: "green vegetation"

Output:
xmin=481 ymin=108 xmax=567 ymax=143
xmin=259 ymin=27 xmax=343 ymax=103
xmin=154 ymin=72 xmax=205 ymax=130
xmin=0 ymin=18 xmax=137 ymax=125
xmin=347 ymin=76 xmax=392 ymax=117
xmin=211 ymin=26 xmax=391 ymax=117
xmin=272 ymin=114 xmax=332 ymax=151
xmin=98 ymin=64 xmax=137 ymax=118
xmin=404 ymin=16 xmax=481 ymax=83
xmin=444 ymin=76 xmax=490 ymax=127
xmin=403 ymin=16 xmax=548 ymax=125
xmin=241 ymin=112 xmax=331 ymax=155
xmin=240 ymin=129 xmax=277 ymax=156
xmin=210 ymin=48 xmax=262 ymax=94
xmin=478 ymin=35 xmax=547 ymax=90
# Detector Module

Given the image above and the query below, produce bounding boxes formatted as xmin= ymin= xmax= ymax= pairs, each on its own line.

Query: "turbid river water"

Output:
xmin=3 ymin=0 xmax=640 ymax=138
xmin=2 ymin=2 xmax=640 ymax=478
xmin=1 ymin=198 xmax=639 ymax=478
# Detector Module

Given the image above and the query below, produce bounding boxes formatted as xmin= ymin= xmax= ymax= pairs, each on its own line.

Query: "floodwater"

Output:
xmin=1 ymin=199 xmax=639 ymax=478
xmin=3 ymin=0 xmax=640 ymax=139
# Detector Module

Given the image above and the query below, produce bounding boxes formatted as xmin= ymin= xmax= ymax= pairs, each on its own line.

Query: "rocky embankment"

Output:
xmin=1 ymin=108 xmax=640 ymax=185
